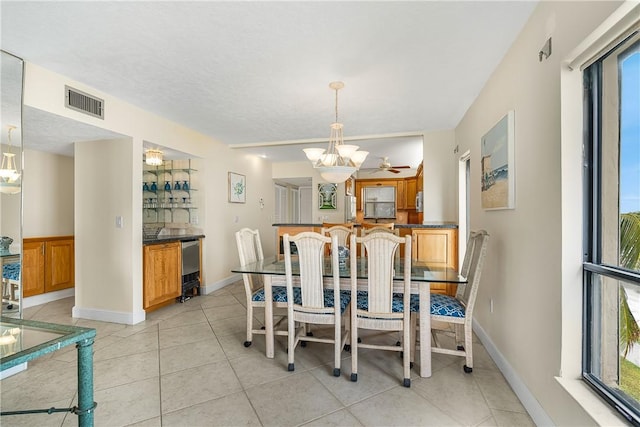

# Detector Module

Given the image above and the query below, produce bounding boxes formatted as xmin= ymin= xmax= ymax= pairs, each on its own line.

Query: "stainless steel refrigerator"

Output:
xmin=345 ymin=195 xmax=356 ymax=222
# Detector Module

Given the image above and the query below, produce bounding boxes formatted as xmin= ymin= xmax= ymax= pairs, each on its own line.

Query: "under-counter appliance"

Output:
xmin=180 ymin=239 xmax=200 ymax=302
xmin=363 ymin=186 xmax=396 ymax=220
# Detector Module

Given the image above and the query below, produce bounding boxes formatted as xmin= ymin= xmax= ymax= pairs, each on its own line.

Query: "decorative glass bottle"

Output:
xmin=150 ymin=182 xmax=157 ymax=191
xmin=164 ymin=181 xmax=171 ymax=191
xmin=183 ymin=181 xmax=189 ymax=191
xmin=143 ymin=182 xmax=149 ymax=191
xmin=174 ymin=181 xmax=181 ymax=190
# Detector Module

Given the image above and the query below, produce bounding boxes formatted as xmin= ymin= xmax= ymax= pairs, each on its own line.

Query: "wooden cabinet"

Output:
xmin=23 ymin=241 xmax=45 ymax=297
xmin=411 ymin=228 xmax=458 ymax=295
xmin=143 ymin=241 xmax=181 ymax=311
xmin=23 ymin=236 xmax=74 ymax=297
xmin=45 ymin=239 xmax=75 ymax=292
xmin=405 ymin=177 xmax=417 ymax=209
xmin=397 ymin=180 xmax=406 ymax=210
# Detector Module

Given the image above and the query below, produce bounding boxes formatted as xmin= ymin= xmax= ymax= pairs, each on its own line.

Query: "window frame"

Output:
xmin=582 ymin=29 xmax=640 ymax=426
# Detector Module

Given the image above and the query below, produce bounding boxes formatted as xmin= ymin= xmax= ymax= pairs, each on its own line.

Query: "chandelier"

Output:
xmin=0 ymin=126 xmax=21 ymax=195
xmin=145 ymin=148 xmax=163 ymax=166
xmin=304 ymin=81 xmax=368 ymax=184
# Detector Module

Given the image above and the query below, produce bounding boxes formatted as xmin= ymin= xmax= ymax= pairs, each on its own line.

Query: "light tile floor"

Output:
xmin=1 ymin=281 xmax=535 ymax=426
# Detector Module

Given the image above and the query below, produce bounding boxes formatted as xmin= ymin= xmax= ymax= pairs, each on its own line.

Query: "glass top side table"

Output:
xmin=0 ymin=316 xmax=97 ymax=426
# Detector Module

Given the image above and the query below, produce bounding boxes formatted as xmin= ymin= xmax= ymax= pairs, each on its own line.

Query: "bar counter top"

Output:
xmin=143 ymin=234 xmax=205 ymax=245
xmin=272 ymin=223 xmax=457 ymax=229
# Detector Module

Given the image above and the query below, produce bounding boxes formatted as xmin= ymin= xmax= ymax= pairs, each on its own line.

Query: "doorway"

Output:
xmin=458 ymin=150 xmax=471 ymax=268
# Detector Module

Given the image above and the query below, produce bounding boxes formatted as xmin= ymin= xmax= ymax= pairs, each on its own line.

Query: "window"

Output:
xmin=583 ymin=29 xmax=640 ymax=425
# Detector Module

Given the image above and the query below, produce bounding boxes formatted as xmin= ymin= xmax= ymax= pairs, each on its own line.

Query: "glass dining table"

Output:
xmin=231 ymin=257 xmax=467 ymax=378
xmin=0 ymin=317 xmax=97 ymax=426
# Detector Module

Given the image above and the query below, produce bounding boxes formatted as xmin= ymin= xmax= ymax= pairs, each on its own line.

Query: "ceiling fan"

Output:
xmin=372 ymin=156 xmax=411 ymax=174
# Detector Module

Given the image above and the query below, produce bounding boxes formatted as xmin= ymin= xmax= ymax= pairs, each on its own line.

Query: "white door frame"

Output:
xmin=458 ymin=150 xmax=471 ymax=268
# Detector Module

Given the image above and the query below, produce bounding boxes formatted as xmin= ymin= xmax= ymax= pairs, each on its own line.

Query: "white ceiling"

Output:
xmin=1 ymin=1 xmax=537 ymax=169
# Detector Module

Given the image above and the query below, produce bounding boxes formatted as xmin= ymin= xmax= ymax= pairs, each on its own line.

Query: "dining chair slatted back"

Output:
xmin=428 ymin=229 xmax=489 ymax=373
xmin=455 ymin=230 xmax=480 ymax=301
xmin=321 ymin=225 xmax=354 ymax=249
xmin=350 ymin=232 xmax=412 ymax=387
xmin=360 ymin=222 xmax=394 ymax=237
xmin=235 ymin=228 xmax=264 ymax=292
xmin=235 ymin=228 xmax=289 ymax=348
xmin=284 ymin=232 xmax=351 ymax=376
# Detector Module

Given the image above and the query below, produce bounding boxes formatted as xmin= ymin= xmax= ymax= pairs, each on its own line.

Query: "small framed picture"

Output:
xmin=318 ymin=183 xmax=337 ymax=210
xmin=481 ymin=110 xmax=515 ymax=210
xmin=228 ymin=172 xmax=246 ymax=203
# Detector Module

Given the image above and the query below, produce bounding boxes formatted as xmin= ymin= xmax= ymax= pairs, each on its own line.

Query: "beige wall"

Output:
xmin=22 ymin=64 xmax=277 ymax=322
xmin=423 ymin=130 xmax=456 ymax=222
xmin=454 ymin=1 xmax=624 ymax=425
xmin=74 ymin=138 xmax=142 ymax=319
xmin=22 ymin=149 xmax=74 ymax=237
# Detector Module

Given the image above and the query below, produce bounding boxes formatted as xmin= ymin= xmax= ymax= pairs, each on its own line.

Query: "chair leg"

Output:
xmin=410 ymin=313 xmax=417 ymax=367
xmin=402 ymin=324 xmax=411 ymax=387
xmin=463 ymin=321 xmax=473 ymax=373
xmin=244 ymin=303 xmax=253 ymax=347
xmin=287 ymin=311 xmax=296 ymax=371
xmin=334 ymin=313 xmax=341 ymax=376
xmin=351 ymin=321 xmax=358 ymax=382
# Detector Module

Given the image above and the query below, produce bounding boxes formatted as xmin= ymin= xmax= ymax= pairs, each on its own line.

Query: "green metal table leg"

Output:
xmin=76 ymin=338 xmax=95 ymax=427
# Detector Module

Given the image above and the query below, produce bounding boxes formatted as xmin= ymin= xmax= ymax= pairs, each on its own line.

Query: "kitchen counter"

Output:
xmin=273 ymin=223 xmax=457 ymax=229
xmin=394 ymin=223 xmax=458 ymax=229
xmin=143 ymin=234 xmax=205 ymax=245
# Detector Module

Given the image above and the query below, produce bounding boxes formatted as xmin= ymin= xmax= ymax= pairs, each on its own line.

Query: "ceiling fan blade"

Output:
xmin=388 ymin=169 xmax=401 ymax=174
xmin=391 ymin=165 xmax=411 ymax=169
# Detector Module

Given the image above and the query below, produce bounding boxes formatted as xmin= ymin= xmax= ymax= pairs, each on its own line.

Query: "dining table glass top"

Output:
xmin=0 ymin=317 xmax=96 ymax=369
xmin=231 ymin=257 xmax=466 ymax=284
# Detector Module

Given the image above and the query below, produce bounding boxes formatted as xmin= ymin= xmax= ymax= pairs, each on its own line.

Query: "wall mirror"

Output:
xmin=1 ymin=50 xmax=24 ymax=318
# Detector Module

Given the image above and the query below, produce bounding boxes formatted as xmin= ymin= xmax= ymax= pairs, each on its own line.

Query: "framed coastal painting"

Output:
xmin=481 ymin=110 xmax=515 ymax=210
xmin=228 ymin=172 xmax=246 ymax=203
xmin=318 ymin=183 xmax=337 ymax=210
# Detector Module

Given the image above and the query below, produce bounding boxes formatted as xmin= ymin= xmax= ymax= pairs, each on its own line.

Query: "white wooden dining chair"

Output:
xmin=409 ymin=230 xmax=489 ymax=373
xmin=320 ymin=225 xmax=354 ymax=249
xmin=350 ymin=232 xmax=412 ymax=387
xmin=235 ymin=228 xmax=289 ymax=348
xmin=283 ymin=232 xmax=351 ymax=376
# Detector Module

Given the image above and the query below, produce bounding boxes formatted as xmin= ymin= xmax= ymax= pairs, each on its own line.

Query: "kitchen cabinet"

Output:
xmin=397 ymin=180 xmax=406 ymax=209
xmin=143 ymin=241 xmax=181 ymax=311
xmin=23 ymin=236 xmax=75 ymax=297
xmin=143 ymin=160 xmax=198 ymax=225
xmin=411 ymin=228 xmax=458 ymax=295
xmin=405 ymin=177 xmax=417 ymax=209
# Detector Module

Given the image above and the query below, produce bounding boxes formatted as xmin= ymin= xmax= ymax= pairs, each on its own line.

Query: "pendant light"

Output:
xmin=304 ymin=82 xmax=368 ymax=184
xmin=0 ymin=126 xmax=21 ymax=195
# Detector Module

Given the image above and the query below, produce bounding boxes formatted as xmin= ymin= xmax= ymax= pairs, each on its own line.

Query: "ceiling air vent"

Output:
xmin=65 ymin=85 xmax=104 ymax=119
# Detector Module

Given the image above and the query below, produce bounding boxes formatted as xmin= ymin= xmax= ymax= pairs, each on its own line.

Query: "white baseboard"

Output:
xmin=473 ymin=319 xmax=554 ymax=426
xmin=69 ymin=275 xmax=241 ymax=325
xmin=201 ymin=274 xmax=239 ymax=295
xmin=72 ymin=305 xmax=146 ymax=325
xmin=23 ymin=288 xmax=75 ymax=308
